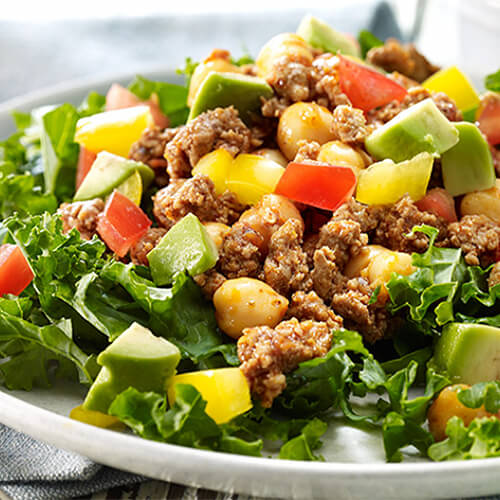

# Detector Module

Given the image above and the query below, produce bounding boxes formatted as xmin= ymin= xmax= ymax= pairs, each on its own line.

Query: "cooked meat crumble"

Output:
xmin=58 ymin=198 xmax=105 ymax=240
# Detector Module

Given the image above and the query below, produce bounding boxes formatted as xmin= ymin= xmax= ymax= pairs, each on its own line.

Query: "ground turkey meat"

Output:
xmin=333 ymin=105 xmax=371 ymax=144
xmin=373 ymin=195 xmax=448 ymax=253
xmin=331 ymin=198 xmax=382 ymax=234
xmin=287 ymin=291 xmax=343 ymax=330
xmin=293 ymin=140 xmax=320 ymax=163
xmin=129 ymin=127 xmax=177 ymax=168
xmin=129 ymin=227 xmax=168 ymax=266
xmin=266 ymin=59 xmax=316 ymax=103
xmin=366 ymin=38 xmax=439 ymax=82
xmin=153 ymin=174 xmax=244 ymax=228
xmin=238 ymin=318 xmax=332 ymax=407
xmin=312 ymin=220 xmax=367 ymax=302
xmin=193 ymin=269 xmax=226 ymax=299
xmin=217 ymin=222 xmax=264 ymax=279
xmin=332 ymin=278 xmax=389 ymax=343
xmin=58 ymin=198 xmax=104 ymax=240
xmin=367 ymin=87 xmax=462 ymax=125
xmin=447 ymin=215 xmax=500 ymax=267
xmin=164 ymin=106 xmax=256 ymax=179
xmin=261 ymin=96 xmax=289 ymax=119
xmin=263 ymin=219 xmax=312 ymax=296
xmin=488 ymin=262 xmax=500 ymax=289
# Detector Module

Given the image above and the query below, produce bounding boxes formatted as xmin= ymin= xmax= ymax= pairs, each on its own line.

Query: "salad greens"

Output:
xmin=485 ymin=69 xmax=500 ymax=92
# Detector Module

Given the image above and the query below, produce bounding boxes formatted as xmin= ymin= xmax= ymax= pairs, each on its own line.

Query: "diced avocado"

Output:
xmin=83 ymin=322 xmax=180 ymax=413
xmin=147 ymin=213 xmax=218 ymax=286
xmin=441 ymin=122 xmax=495 ymax=196
xmin=431 ymin=323 xmax=500 ymax=385
xmin=188 ymin=72 xmax=273 ymax=124
xmin=365 ymin=98 xmax=459 ymax=162
xmin=74 ymin=151 xmax=154 ymax=201
xmin=297 ymin=15 xmax=361 ymax=58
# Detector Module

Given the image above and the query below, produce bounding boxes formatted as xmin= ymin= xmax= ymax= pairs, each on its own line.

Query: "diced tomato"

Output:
xmin=274 ymin=162 xmax=356 ymax=211
xmin=337 ymin=55 xmax=407 ymax=112
xmin=105 ymin=83 xmax=169 ymax=129
xmin=76 ymin=147 xmax=97 ymax=189
xmin=0 ymin=244 xmax=34 ymax=297
xmin=415 ymin=188 xmax=457 ymax=223
xmin=476 ymin=93 xmax=500 ymax=145
xmin=97 ymin=191 xmax=152 ymax=257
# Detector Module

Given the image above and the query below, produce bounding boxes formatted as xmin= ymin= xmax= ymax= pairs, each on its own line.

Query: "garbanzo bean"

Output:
xmin=256 ymin=33 xmax=314 ymax=79
xmin=278 ymin=102 xmax=337 ymax=160
xmin=317 ymin=140 xmax=367 ymax=177
xmin=428 ymin=385 xmax=493 ymax=442
xmin=460 ymin=179 xmax=500 ymax=224
xmin=213 ymin=278 xmax=288 ymax=339
xmin=253 ymin=148 xmax=288 ymax=167
xmin=203 ymin=222 xmax=230 ymax=251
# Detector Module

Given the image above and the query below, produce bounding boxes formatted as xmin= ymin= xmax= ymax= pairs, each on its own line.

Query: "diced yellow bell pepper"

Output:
xmin=167 ymin=367 xmax=252 ymax=424
xmin=422 ymin=66 xmax=479 ymax=113
xmin=70 ymin=405 xmax=125 ymax=430
xmin=356 ymin=152 xmax=433 ymax=205
xmin=192 ymin=149 xmax=233 ymax=195
xmin=227 ymin=154 xmax=285 ymax=205
xmin=75 ymin=105 xmax=153 ymax=158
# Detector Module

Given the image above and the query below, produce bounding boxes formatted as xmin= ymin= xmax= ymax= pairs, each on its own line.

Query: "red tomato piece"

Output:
xmin=476 ymin=94 xmax=500 ymax=146
xmin=338 ymin=55 xmax=407 ymax=112
xmin=274 ymin=162 xmax=356 ymax=211
xmin=97 ymin=191 xmax=152 ymax=257
xmin=105 ymin=83 xmax=169 ymax=129
xmin=0 ymin=244 xmax=34 ymax=297
xmin=415 ymin=188 xmax=457 ymax=223
xmin=76 ymin=147 xmax=97 ymax=189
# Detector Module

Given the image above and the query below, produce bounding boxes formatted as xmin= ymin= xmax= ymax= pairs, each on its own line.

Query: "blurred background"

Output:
xmin=1 ymin=0 xmax=499 ymax=102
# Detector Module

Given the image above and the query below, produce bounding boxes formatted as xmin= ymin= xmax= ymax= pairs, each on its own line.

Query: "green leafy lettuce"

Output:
xmin=128 ymin=75 xmax=189 ymax=127
xmin=485 ymin=69 xmax=500 ymax=92
xmin=357 ymin=29 xmax=383 ymax=58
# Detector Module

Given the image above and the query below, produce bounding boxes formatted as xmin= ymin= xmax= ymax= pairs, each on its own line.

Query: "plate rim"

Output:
xmin=1 ymin=71 xmax=500 ymax=500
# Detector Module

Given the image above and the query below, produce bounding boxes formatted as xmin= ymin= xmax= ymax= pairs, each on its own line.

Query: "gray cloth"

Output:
xmin=0 ymin=424 xmax=144 ymax=500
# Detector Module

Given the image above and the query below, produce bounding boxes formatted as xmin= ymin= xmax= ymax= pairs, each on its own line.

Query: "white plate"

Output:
xmin=1 ymin=72 xmax=500 ymax=500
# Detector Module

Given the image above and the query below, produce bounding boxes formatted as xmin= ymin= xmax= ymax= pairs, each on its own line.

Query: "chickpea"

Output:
xmin=188 ymin=54 xmax=241 ymax=107
xmin=460 ymin=179 xmax=500 ymax=224
xmin=428 ymin=385 xmax=494 ymax=442
xmin=213 ymin=278 xmax=288 ymax=339
xmin=256 ymin=33 xmax=314 ymax=79
xmin=317 ymin=141 xmax=367 ymax=177
xmin=239 ymin=194 xmax=304 ymax=250
xmin=278 ymin=102 xmax=337 ymax=160
xmin=203 ymin=222 xmax=230 ymax=251
xmin=345 ymin=245 xmax=414 ymax=298
xmin=253 ymin=148 xmax=288 ymax=167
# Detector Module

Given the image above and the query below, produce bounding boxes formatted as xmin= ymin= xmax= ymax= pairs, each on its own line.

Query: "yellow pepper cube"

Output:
xmin=167 ymin=367 xmax=252 ymax=424
xmin=75 ymin=105 xmax=153 ymax=158
xmin=192 ymin=148 xmax=233 ymax=195
xmin=422 ymin=66 xmax=479 ymax=113
xmin=70 ymin=405 xmax=125 ymax=430
xmin=356 ymin=152 xmax=433 ymax=205
xmin=227 ymin=154 xmax=285 ymax=205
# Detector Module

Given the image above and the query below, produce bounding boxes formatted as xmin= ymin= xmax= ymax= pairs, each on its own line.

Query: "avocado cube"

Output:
xmin=188 ymin=72 xmax=273 ymax=124
xmin=441 ymin=122 xmax=495 ymax=196
xmin=74 ymin=151 xmax=154 ymax=201
xmin=432 ymin=323 xmax=500 ymax=385
xmin=147 ymin=213 xmax=218 ymax=286
xmin=365 ymin=98 xmax=459 ymax=162
xmin=297 ymin=15 xmax=361 ymax=58
xmin=83 ymin=322 xmax=180 ymax=413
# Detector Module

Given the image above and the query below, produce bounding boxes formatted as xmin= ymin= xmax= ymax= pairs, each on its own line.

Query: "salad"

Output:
xmin=1 ymin=15 xmax=500 ymax=464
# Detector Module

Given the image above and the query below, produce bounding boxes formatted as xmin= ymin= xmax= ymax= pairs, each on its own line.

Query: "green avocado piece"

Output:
xmin=441 ymin=122 xmax=495 ymax=196
xmin=431 ymin=323 xmax=500 ymax=385
xmin=188 ymin=72 xmax=273 ymax=124
xmin=83 ymin=322 xmax=180 ymax=413
xmin=297 ymin=15 xmax=361 ymax=58
xmin=74 ymin=151 xmax=154 ymax=201
xmin=365 ymin=98 xmax=459 ymax=162
xmin=147 ymin=213 xmax=218 ymax=286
